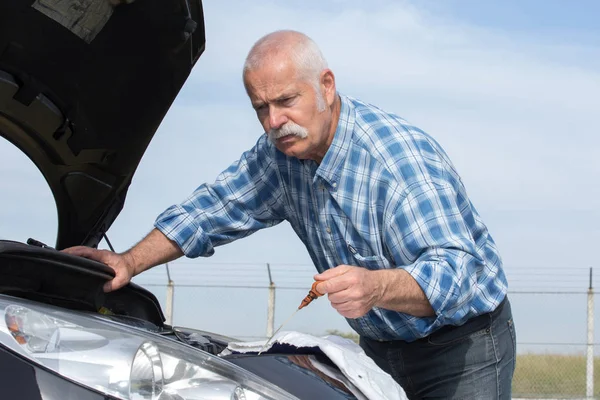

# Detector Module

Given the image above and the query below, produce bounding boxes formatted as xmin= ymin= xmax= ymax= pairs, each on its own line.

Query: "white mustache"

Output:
xmin=268 ymin=122 xmax=308 ymax=143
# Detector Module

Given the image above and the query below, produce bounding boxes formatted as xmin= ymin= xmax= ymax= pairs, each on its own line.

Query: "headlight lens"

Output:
xmin=0 ymin=295 xmax=297 ymax=400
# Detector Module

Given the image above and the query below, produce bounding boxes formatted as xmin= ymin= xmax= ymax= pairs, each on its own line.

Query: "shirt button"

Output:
xmin=326 ymin=227 xmax=332 ymax=234
xmin=332 ymin=182 xmax=337 ymax=188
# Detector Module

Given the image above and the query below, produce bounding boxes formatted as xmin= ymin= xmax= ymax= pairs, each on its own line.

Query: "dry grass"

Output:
xmin=513 ymin=353 xmax=600 ymax=398
xmin=327 ymin=331 xmax=599 ymax=399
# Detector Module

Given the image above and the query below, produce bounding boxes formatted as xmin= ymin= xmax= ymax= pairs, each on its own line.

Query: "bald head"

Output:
xmin=243 ymin=31 xmax=329 ymax=110
xmin=244 ymin=31 xmax=328 ymax=80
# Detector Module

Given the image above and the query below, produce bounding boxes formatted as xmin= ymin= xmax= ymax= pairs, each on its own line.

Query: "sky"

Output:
xmin=1 ymin=0 xmax=599 ymax=353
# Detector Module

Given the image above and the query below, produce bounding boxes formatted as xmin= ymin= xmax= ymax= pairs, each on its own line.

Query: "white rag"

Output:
xmin=219 ymin=331 xmax=408 ymax=400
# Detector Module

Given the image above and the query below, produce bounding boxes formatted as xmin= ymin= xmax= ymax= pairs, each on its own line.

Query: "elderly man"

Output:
xmin=65 ymin=30 xmax=516 ymax=399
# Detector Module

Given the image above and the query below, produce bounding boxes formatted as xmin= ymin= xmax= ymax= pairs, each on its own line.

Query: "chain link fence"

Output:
xmin=513 ymin=344 xmax=600 ymax=399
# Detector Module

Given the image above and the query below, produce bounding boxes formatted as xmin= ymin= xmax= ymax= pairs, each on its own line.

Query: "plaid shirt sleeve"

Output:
xmin=384 ymin=177 xmax=500 ymax=328
xmin=154 ymin=136 xmax=285 ymax=258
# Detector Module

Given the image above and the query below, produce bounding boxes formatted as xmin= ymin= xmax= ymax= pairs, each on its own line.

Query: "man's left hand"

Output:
xmin=314 ymin=265 xmax=384 ymax=318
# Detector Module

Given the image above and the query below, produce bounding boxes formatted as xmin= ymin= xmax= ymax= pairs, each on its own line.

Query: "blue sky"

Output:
xmin=429 ymin=0 xmax=600 ymax=39
xmin=1 ymin=1 xmax=599 ymax=351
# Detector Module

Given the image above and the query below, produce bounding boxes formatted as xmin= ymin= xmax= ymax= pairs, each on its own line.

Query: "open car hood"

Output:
xmin=0 ymin=0 xmax=205 ymax=249
xmin=0 ymin=239 xmax=165 ymax=326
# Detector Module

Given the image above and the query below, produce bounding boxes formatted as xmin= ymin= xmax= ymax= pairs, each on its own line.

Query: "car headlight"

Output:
xmin=0 ymin=295 xmax=297 ymax=400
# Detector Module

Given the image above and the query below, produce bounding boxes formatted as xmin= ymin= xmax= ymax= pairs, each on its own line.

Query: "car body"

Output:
xmin=0 ymin=1 xmax=360 ymax=398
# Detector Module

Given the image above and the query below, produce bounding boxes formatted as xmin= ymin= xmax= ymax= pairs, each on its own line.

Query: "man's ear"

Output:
xmin=320 ymin=69 xmax=336 ymax=107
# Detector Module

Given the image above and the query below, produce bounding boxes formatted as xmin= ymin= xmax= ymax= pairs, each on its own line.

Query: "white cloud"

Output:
xmin=194 ymin=1 xmax=600 ymax=112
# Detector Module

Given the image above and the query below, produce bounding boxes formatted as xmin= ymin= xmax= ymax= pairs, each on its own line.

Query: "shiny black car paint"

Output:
xmin=227 ymin=354 xmax=357 ymax=399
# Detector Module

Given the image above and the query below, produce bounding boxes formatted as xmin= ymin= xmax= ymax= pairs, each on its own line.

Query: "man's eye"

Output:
xmin=282 ymin=97 xmax=295 ymax=106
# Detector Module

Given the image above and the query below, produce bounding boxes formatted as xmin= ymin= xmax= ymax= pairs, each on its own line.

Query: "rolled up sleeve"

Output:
xmin=385 ymin=180 xmax=486 ymax=331
xmin=155 ymin=138 xmax=286 ymax=258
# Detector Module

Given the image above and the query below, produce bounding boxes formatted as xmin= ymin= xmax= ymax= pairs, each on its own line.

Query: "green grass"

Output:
xmin=514 ymin=353 xmax=600 ymax=398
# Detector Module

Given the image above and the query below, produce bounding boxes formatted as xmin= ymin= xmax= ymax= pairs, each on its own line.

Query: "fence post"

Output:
xmin=165 ymin=263 xmax=174 ymax=326
xmin=266 ymin=263 xmax=275 ymax=338
xmin=586 ymin=267 xmax=594 ymax=399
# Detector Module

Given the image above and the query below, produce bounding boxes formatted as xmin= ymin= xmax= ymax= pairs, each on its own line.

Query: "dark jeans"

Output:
xmin=360 ymin=297 xmax=516 ymax=400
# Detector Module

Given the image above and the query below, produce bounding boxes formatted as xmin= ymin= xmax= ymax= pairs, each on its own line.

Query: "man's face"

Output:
xmin=244 ymin=58 xmax=335 ymax=162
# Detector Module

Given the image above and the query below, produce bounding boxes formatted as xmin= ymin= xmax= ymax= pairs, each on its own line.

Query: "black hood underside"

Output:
xmin=0 ymin=240 xmax=165 ymax=326
xmin=0 ymin=0 xmax=205 ymax=249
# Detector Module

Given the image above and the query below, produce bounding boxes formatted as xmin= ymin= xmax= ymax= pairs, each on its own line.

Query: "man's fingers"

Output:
xmin=62 ymin=246 xmax=107 ymax=263
xmin=328 ymin=296 xmax=349 ymax=308
xmin=63 ymin=246 xmax=131 ymax=293
xmin=330 ymin=300 xmax=368 ymax=319
xmin=327 ymin=288 xmax=360 ymax=304
xmin=315 ymin=281 xmax=327 ymax=295
xmin=103 ymin=275 xmax=126 ymax=293
xmin=317 ymin=275 xmax=352 ymax=295
xmin=314 ymin=265 xmax=357 ymax=294
xmin=103 ymin=265 xmax=131 ymax=292
xmin=317 ymin=265 xmax=365 ymax=295
xmin=61 ymin=246 xmax=93 ymax=256
xmin=103 ymin=278 xmax=125 ymax=293
xmin=316 ymin=267 xmax=377 ymax=318
xmin=103 ymin=281 xmax=114 ymax=293
xmin=314 ymin=264 xmax=352 ymax=281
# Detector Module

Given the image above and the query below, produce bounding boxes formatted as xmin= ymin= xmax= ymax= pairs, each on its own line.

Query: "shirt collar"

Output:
xmin=315 ymin=93 xmax=354 ymax=189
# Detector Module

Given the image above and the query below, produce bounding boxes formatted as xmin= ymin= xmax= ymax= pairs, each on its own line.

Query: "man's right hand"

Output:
xmin=62 ymin=229 xmax=184 ymax=293
xmin=61 ymin=247 xmax=136 ymax=292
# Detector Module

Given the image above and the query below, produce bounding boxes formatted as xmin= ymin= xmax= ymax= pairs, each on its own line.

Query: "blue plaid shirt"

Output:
xmin=155 ymin=93 xmax=508 ymax=341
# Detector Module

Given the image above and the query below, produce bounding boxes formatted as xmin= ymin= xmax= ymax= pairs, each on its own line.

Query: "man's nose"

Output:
xmin=269 ymin=106 xmax=288 ymax=130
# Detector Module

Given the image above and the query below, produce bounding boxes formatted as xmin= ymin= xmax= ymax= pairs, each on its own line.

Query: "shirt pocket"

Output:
xmin=325 ymin=211 xmax=392 ymax=270
xmin=346 ymin=241 xmax=392 ymax=270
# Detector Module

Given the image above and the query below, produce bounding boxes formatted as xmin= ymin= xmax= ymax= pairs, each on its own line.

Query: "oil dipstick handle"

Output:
xmin=298 ymin=281 xmax=324 ymax=310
